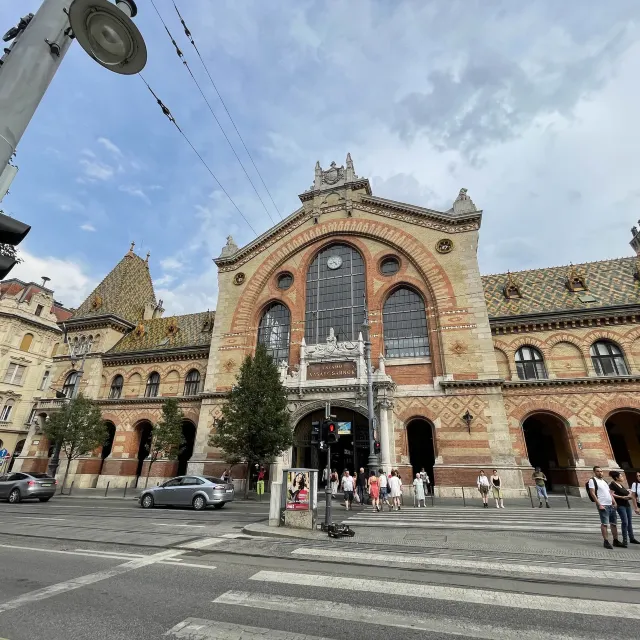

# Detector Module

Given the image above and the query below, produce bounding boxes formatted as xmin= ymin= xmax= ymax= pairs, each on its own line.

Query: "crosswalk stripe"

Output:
xmin=249 ymin=570 xmax=640 ymax=619
xmin=177 ymin=538 xmax=223 ymax=550
xmin=342 ymin=520 xmax=594 ymax=532
xmin=213 ymin=591 xmax=598 ymax=640
xmin=166 ymin=618 xmax=335 ymax=639
xmin=290 ymin=548 xmax=640 ymax=581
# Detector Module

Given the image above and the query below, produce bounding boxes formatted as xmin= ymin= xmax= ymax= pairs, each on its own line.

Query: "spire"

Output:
xmin=126 ymin=241 xmax=136 ymax=257
xmin=145 ymin=251 xmax=150 ymax=265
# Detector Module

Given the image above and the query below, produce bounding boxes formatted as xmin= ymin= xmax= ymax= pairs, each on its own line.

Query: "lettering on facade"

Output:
xmin=307 ymin=361 xmax=357 ymax=380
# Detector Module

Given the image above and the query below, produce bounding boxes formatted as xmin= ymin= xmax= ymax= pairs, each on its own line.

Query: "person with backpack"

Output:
xmin=587 ymin=466 xmax=623 ymax=549
xmin=609 ymin=470 xmax=640 ymax=547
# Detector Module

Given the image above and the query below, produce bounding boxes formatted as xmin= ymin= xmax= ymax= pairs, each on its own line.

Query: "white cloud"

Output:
xmin=160 ymin=257 xmax=184 ymax=271
xmin=79 ymin=158 xmax=114 ymax=181
xmin=97 ymin=137 xmax=123 ymax=157
xmin=118 ymin=184 xmax=150 ymax=203
xmin=80 ymin=223 xmax=96 ymax=232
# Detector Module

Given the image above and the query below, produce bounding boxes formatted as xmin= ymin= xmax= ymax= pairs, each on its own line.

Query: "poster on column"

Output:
xmin=286 ymin=470 xmax=310 ymax=510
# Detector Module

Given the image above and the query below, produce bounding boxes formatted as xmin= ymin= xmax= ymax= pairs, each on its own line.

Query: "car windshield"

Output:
xmin=204 ymin=477 xmax=225 ymax=484
xmin=29 ymin=473 xmax=53 ymax=479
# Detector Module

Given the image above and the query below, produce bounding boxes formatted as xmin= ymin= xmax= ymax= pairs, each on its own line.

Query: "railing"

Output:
xmin=36 ymin=398 xmax=66 ymax=411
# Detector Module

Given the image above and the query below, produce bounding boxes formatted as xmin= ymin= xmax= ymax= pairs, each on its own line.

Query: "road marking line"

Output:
xmin=0 ymin=543 xmax=140 ymax=560
xmin=73 ymin=548 xmax=143 ymax=558
xmin=4 ymin=516 xmax=66 ymax=521
xmin=161 ymin=561 xmax=217 ymax=570
xmin=213 ymin=592 xmax=594 ymax=640
xmin=166 ymin=618 xmax=334 ymax=639
xmin=0 ymin=549 xmax=183 ymax=614
xmin=248 ymin=571 xmax=640 ymax=619
xmin=342 ymin=520 xmax=594 ymax=531
xmin=153 ymin=523 xmax=206 ymax=528
xmin=220 ymin=533 xmax=253 ymax=539
xmin=291 ymin=548 xmax=640 ymax=581
xmin=178 ymin=537 xmax=223 ymax=549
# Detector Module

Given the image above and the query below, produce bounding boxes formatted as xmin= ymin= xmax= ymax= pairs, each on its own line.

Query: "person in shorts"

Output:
xmin=532 ymin=467 xmax=550 ymax=508
xmin=588 ymin=466 xmax=622 ymax=549
xmin=341 ymin=469 xmax=354 ymax=510
xmin=378 ymin=468 xmax=391 ymax=511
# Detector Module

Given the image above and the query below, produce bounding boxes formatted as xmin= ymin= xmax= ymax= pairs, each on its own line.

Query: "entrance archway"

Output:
xmin=605 ymin=411 xmax=640 ymax=484
xmin=135 ymin=421 xmax=153 ymax=482
xmin=406 ymin=419 xmax=436 ymax=490
xmin=102 ymin=422 xmax=116 ymax=460
xmin=293 ymin=407 xmax=370 ymax=477
xmin=177 ymin=421 xmax=196 ymax=475
xmin=522 ymin=413 xmax=574 ymax=491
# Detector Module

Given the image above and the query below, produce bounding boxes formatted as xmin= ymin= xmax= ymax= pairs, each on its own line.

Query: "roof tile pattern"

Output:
xmin=482 ymin=257 xmax=640 ymax=318
xmin=72 ymin=253 xmax=156 ymax=324
xmin=108 ymin=311 xmax=214 ymax=354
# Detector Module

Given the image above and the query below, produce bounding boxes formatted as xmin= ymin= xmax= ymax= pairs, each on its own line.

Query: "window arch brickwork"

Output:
xmin=258 ymin=302 xmax=291 ymax=363
xmin=382 ymin=287 xmax=429 ymax=358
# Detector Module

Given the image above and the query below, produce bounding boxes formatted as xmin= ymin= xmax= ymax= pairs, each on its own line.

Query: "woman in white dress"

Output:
xmin=388 ymin=470 xmax=403 ymax=511
xmin=413 ymin=473 xmax=426 ymax=507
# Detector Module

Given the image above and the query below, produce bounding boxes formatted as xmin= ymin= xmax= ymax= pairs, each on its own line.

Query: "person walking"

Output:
xmin=330 ymin=469 xmax=339 ymax=498
xmin=419 ymin=467 xmax=430 ymax=497
xmin=532 ymin=467 xmax=550 ymax=508
xmin=588 ymin=466 xmax=622 ymax=549
xmin=632 ymin=472 xmax=640 ymax=506
xmin=356 ymin=467 xmax=367 ymax=506
xmin=341 ymin=470 xmax=354 ymax=510
xmin=491 ymin=469 xmax=504 ymax=508
xmin=477 ymin=470 xmax=490 ymax=508
xmin=609 ymin=470 xmax=640 ymax=547
xmin=388 ymin=470 xmax=403 ymax=511
xmin=368 ymin=470 xmax=380 ymax=512
xmin=256 ymin=466 xmax=266 ymax=498
xmin=378 ymin=468 xmax=392 ymax=511
xmin=413 ymin=473 xmax=426 ymax=507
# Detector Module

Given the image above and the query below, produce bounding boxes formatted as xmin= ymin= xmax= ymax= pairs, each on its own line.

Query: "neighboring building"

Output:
xmin=0 ymin=278 xmax=72 ymax=467
xmin=16 ymin=157 xmax=640 ymax=496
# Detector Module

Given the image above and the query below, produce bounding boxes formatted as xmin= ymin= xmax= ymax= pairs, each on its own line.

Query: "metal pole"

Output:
xmin=324 ymin=444 xmax=332 ymax=528
xmin=462 ymin=486 xmax=466 ymax=507
xmin=528 ymin=485 xmax=534 ymax=508
xmin=104 ymin=481 xmax=110 ymax=497
xmin=564 ymin=485 xmax=571 ymax=509
xmin=123 ymin=481 xmax=128 ymax=498
xmin=0 ymin=0 xmax=74 ymax=170
xmin=362 ymin=306 xmax=378 ymax=470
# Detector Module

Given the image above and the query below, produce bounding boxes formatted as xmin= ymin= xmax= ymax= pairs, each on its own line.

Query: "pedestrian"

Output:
xmin=532 ymin=467 xmax=550 ymax=508
xmin=632 ymin=472 xmax=640 ymax=505
xmin=330 ymin=469 xmax=339 ymax=498
xmin=368 ymin=470 xmax=380 ymax=512
xmin=357 ymin=467 xmax=367 ymax=505
xmin=221 ymin=468 xmax=230 ymax=482
xmin=378 ymin=468 xmax=391 ymax=511
xmin=413 ymin=473 xmax=426 ymax=507
xmin=491 ymin=469 xmax=504 ymax=508
xmin=477 ymin=469 xmax=490 ymax=508
xmin=419 ymin=467 xmax=430 ymax=497
xmin=341 ymin=469 xmax=354 ymax=510
xmin=388 ymin=470 xmax=402 ymax=511
xmin=588 ymin=465 xmax=622 ymax=549
xmin=609 ymin=470 xmax=640 ymax=547
xmin=352 ymin=470 xmax=360 ymax=504
xmin=256 ymin=465 xmax=266 ymax=497
xmin=321 ymin=466 xmax=328 ymax=488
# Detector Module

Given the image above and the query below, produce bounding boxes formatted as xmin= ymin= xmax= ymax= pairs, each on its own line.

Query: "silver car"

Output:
xmin=139 ymin=475 xmax=235 ymax=511
xmin=0 ymin=472 xmax=57 ymax=503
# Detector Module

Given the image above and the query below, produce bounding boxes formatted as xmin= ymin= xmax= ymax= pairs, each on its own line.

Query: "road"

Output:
xmin=0 ymin=497 xmax=640 ymax=639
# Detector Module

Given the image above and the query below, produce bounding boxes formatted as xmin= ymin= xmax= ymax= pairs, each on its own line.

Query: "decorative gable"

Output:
xmin=566 ymin=264 xmax=588 ymax=292
xmin=503 ymin=272 xmax=522 ymax=299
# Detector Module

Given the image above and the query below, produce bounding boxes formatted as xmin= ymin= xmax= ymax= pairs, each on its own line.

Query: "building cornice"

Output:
xmin=503 ymin=375 xmax=640 ymax=389
xmin=0 ymin=311 xmax=62 ymax=334
xmin=96 ymin=395 xmax=203 ymax=407
xmin=62 ymin=314 xmax=135 ymax=333
xmin=298 ymin=179 xmax=373 ymax=202
xmin=439 ymin=378 xmax=504 ymax=389
xmin=102 ymin=346 xmax=209 ymax=366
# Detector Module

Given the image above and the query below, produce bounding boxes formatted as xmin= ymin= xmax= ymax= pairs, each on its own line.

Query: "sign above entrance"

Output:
xmin=337 ymin=422 xmax=351 ymax=435
xmin=307 ymin=361 xmax=357 ymax=380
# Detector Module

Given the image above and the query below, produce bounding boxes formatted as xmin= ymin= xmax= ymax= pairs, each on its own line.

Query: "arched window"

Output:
xmin=515 ymin=346 xmax=547 ymax=380
xmin=27 ymin=404 xmax=38 ymax=424
xmin=145 ymin=372 xmax=160 ymax=397
xmin=258 ymin=303 xmax=291 ymax=363
xmin=39 ymin=370 xmax=50 ymax=390
xmin=19 ymin=333 xmax=33 ymax=352
xmin=305 ymin=244 xmax=365 ymax=344
xmin=382 ymin=287 xmax=429 ymax=358
xmin=184 ymin=369 xmax=201 ymax=396
xmin=0 ymin=401 xmax=14 ymax=422
xmin=109 ymin=375 xmax=124 ymax=399
xmin=590 ymin=340 xmax=628 ymax=376
xmin=62 ymin=371 xmax=79 ymax=398
xmin=51 ymin=342 xmax=60 ymax=357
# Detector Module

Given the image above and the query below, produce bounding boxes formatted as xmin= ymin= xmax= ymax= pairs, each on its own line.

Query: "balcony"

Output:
xmin=36 ymin=398 xmax=67 ymax=412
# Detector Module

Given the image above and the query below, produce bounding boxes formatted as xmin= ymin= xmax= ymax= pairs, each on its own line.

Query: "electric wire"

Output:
xmin=173 ymin=0 xmax=284 ymax=221
xmin=138 ymin=74 xmax=257 ymax=235
xmin=150 ymin=0 xmax=277 ymax=227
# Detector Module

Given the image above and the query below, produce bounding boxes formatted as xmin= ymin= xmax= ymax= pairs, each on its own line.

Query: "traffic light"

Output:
xmin=310 ymin=421 xmax=320 ymax=445
xmin=0 ymin=211 xmax=30 ymax=279
xmin=374 ymin=440 xmax=381 ymax=455
xmin=326 ymin=421 xmax=338 ymax=444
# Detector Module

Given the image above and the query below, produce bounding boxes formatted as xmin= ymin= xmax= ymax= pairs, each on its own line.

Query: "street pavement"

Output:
xmin=1 ymin=496 xmax=640 ymax=638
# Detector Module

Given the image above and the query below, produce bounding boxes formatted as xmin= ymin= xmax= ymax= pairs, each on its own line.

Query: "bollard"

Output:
xmin=123 ymin=481 xmax=128 ymax=499
xmin=431 ymin=489 xmax=434 ymax=507
xmin=104 ymin=481 xmax=110 ymax=498
xmin=69 ymin=481 xmax=74 ymax=496
xmin=462 ymin=486 xmax=466 ymax=507
xmin=529 ymin=485 xmax=535 ymax=508
xmin=564 ymin=485 xmax=571 ymax=509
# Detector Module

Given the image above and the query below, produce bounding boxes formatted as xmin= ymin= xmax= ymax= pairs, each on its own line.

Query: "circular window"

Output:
xmin=380 ymin=256 xmax=400 ymax=276
xmin=277 ymin=272 xmax=293 ymax=290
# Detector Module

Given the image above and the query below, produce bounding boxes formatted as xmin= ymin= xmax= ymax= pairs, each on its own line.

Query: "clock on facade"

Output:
xmin=327 ymin=255 xmax=343 ymax=270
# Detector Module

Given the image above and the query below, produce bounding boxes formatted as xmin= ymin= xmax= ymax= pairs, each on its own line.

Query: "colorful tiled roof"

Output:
xmin=72 ymin=249 xmax=156 ymax=325
xmin=107 ymin=311 xmax=214 ymax=354
xmin=482 ymin=257 xmax=640 ymax=318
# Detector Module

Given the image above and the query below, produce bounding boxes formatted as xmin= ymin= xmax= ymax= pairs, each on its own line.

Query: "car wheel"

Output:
xmin=192 ymin=495 xmax=206 ymax=511
xmin=213 ymin=503 xmax=225 ymax=510
xmin=8 ymin=489 xmax=21 ymax=504
xmin=141 ymin=494 xmax=154 ymax=509
xmin=39 ymin=497 xmax=51 ymax=502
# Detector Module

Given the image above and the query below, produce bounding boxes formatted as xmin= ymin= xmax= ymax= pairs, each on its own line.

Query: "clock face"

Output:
xmin=327 ymin=255 xmax=343 ymax=270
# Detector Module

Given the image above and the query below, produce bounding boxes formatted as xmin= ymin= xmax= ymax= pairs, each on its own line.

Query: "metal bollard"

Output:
xmin=462 ymin=486 xmax=466 ymax=507
xmin=431 ymin=489 xmax=434 ymax=507
xmin=123 ymin=481 xmax=128 ymax=498
xmin=564 ymin=485 xmax=571 ymax=509
xmin=69 ymin=481 xmax=74 ymax=496
xmin=528 ymin=485 xmax=534 ymax=508
xmin=104 ymin=481 xmax=110 ymax=497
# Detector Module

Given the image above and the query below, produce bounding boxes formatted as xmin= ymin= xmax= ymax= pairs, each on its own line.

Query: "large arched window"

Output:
xmin=258 ymin=303 xmax=291 ymax=363
xmin=62 ymin=371 xmax=79 ymax=398
xmin=19 ymin=333 xmax=33 ymax=352
xmin=590 ymin=340 xmax=628 ymax=376
xmin=109 ymin=375 xmax=124 ymax=399
xmin=515 ymin=346 xmax=547 ymax=380
xmin=305 ymin=244 xmax=365 ymax=344
xmin=145 ymin=372 xmax=160 ymax=398
xmin=184 ymin=369 xmax=201 ymax=396
xmin=382 ymin=287 xmax=429 ymax=358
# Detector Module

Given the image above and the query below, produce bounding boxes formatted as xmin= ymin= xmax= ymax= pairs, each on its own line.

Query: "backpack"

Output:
xmin=586 ymin=477 xmax=599 ymax=503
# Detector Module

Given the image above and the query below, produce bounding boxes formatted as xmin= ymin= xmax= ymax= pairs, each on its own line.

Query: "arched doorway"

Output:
xmin=177 ymin=421 xmax=196 ymax=475
xmin=8 ymin=439 xmax=25 ymax=472
xmin=406 ymin=419 xmax=436 ymax=490
xmin=135 ymin=421 xmax=153 ymax=483
xmin=605 ymin=411 xmax=640 ymax=484
xmin=292 ymin=406 xmax=370 ymax=476
xmin=522 ymin=413 xmax=574 ymax=491
xmin=98 ymin=422 xmax=116 ymax=476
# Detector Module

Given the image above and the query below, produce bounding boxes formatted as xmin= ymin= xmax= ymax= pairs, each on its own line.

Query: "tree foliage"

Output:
xmin=146 ymin=399 xmax=184 ymax=482
xmin=209 ymin=344 xmax=292 ymax=496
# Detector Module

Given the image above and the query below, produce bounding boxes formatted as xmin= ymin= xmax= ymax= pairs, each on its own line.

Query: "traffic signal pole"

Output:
xmin=324 ymin=443 xmax=332 ymax=528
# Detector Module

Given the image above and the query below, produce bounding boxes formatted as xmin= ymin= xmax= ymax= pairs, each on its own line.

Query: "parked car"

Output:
xmin=0 ymin=472 xmax=57 ymax=503
xmin=139 ymin=475 xmax=235 ymax=511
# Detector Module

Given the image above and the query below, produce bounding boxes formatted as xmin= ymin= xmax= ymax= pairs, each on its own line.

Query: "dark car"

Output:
xmin=0 ymin=472 xmax=57 ymax=503
xmin=139 ymin=475 xmax=235 ymax=511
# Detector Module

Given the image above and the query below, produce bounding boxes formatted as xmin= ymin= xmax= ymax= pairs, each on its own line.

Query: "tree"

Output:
xmin=210 ymin=344 xmax=292 ymax=498
xmin=146 ymin=398 xmax=184 ymax=487
xmin=42 ymin=394 xmax=107 ymax=492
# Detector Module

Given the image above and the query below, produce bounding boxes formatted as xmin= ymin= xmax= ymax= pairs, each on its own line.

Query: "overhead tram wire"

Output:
xmin=173 ymin=0 xmax=284 ymax=221
xmin=138 ymin=74 xmax=257 ymax=235
xmin=149 ymin=0 xmax=277 ymax=227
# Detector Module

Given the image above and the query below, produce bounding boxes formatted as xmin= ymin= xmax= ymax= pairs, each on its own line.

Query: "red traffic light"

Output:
xmin=328 ymin=423 xmax=335 ymax=432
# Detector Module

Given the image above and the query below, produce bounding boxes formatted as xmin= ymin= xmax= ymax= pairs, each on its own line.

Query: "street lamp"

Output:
xmin=361 ymin=301 xmax=379 ymax=470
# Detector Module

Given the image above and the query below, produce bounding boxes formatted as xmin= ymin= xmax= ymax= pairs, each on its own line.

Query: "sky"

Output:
xmin=2 ymin=0 xmax=640 ymax=314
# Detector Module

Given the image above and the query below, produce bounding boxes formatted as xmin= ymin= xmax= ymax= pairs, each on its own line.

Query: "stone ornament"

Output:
xmin=90 ymin=294 xmax=103 ymax=310
xmin=223 ymin=358 xmax=236 ymax=373
xmin=134 ymin=322 xmax=145 ymax=338
xmin=233 ymin=272 xmax=246 ymax=286
xmin=166 ymin=317 xmax=179 ymax=336
xmin=436 ymin=238 xmax=454 ymax=254
xmin=451 ymin=341 xmax=468 ymax=355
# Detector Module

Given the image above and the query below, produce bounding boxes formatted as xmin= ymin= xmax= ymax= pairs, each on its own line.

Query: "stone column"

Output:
xmin=378 ymin=399 xmax=392 ymax=472
xmin=269 ymin=447 xmax=291 ymax=526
